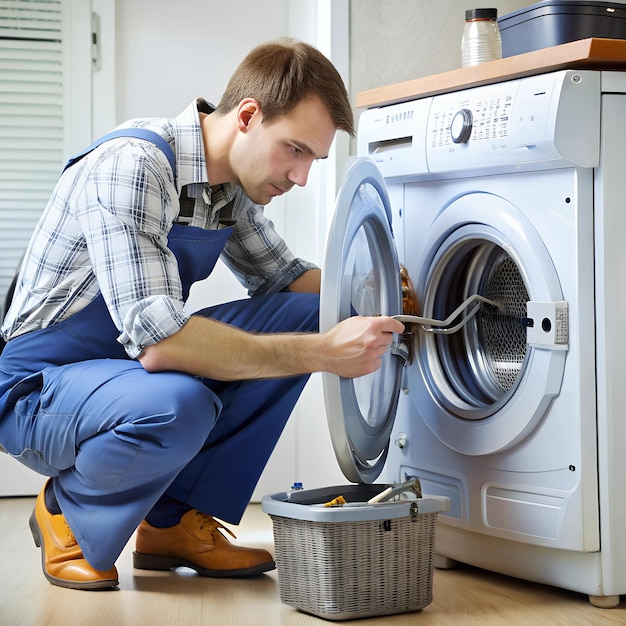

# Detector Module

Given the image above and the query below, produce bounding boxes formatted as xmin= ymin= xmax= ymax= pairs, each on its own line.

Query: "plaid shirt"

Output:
xmin=2 ymin=99 xmax=316 ymax=358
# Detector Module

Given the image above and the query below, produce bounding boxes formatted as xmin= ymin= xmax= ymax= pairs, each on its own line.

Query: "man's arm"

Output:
xmin=137 ymin=314 xmax=404 ymax=381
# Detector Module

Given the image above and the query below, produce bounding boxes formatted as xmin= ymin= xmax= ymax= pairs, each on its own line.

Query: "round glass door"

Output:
xmin=320 ymin=157 xmax=403 ymax=483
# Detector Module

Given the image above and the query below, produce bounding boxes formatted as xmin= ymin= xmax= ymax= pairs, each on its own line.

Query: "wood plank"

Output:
xmin=356 ymin=38 xmax=626 ymax=108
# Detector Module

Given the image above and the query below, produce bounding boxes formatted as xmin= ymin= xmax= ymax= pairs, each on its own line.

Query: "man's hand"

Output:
xmin=320 ymin=315 xmax=405 ymax=378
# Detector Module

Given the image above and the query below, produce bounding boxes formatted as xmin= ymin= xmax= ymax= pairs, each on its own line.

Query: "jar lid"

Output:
xmin=465 ymin=8 xmax=498 ymax=20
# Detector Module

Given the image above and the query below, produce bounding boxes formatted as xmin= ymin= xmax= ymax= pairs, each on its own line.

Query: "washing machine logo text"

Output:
xmin=385 ymin=110 xmax=414 ymax=124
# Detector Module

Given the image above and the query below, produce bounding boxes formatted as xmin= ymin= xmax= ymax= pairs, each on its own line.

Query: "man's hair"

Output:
xmin=215 ymin=38 xmax=355 ymax=137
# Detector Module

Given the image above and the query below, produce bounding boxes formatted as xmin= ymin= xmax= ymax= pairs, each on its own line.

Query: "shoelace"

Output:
xmin=194 ymin=511 xmax=237 ymax=540
xmin=62 ymin=518 xmax=79 ymax=549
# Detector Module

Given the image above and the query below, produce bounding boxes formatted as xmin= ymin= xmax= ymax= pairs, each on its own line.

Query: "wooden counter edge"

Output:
xmin=355 ymin=38 xmax=626 ymax=109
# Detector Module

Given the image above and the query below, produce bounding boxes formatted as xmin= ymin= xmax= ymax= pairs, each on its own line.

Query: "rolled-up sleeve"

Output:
xmin=79 ymin=140 xmax=189 ymax=358
xmin=117 ymin=295 xmax=189 ymax=359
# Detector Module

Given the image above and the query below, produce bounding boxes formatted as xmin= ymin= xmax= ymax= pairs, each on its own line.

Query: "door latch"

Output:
xmin=525 ymin=301 xmax=569 ymax=349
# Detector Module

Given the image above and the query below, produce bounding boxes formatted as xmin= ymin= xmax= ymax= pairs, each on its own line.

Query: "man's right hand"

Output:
xmin=319 ymin=315 xmax=405 ymax=378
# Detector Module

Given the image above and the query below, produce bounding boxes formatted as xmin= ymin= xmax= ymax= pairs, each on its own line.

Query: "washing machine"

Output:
xmin=320 ymin=69 xmax=626 ymax=608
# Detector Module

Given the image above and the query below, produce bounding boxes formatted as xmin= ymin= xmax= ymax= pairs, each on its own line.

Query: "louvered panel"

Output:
xmin=0 ymin=90 xmax=63 ymax=102
xmin=0 ymin=0 xmax=62 ymax=41
xmin=0 ymin=36 xmax=61 ymax=58
xmin=0 ymin=0 xmax=66 ymax=311
xmin=2 ymin=116 xmax=62 ymax=130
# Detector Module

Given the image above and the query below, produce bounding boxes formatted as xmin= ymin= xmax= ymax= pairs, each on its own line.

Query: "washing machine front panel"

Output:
xmin=390 ymin=167 xmax=599 ymax=554
xmin=406 ymin=191 xmax=568 ymax=456
xmin=320 ymin=157 xmax=404 ymax=484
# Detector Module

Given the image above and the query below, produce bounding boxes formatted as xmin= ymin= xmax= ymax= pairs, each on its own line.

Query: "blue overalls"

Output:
xmin=0 ymin=131 xmax=319 ymax=571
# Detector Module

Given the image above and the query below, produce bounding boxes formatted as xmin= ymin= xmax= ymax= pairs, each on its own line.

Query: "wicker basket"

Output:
xmin=261 ymin=484 xmax=449 ymax=621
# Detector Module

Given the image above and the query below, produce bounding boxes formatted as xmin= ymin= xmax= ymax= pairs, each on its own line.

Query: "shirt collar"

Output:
xmin=171 ymin=97 xmax=214 ymax=193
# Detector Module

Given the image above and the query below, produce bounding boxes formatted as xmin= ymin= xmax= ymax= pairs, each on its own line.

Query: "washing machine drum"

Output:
xmin=425 ymin=235 xmax=530 ymax=417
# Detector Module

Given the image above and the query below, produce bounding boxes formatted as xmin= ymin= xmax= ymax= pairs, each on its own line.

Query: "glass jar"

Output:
xmin=461 ymin=8 xmax=502 ymax=68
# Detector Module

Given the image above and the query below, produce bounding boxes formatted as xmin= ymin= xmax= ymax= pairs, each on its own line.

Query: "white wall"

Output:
xmin=114 ymin=0 xmax=289 ymax=120
xmin=350 ymin=0 xmax=531 ymax=98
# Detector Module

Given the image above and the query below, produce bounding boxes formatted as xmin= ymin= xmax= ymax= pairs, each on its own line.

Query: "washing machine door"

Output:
xmin=320 ymin=157 xmax=404 ymax=484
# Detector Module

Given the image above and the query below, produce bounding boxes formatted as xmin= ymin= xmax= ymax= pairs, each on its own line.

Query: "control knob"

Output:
xmin=450 ymin=108 xmax=473 ymax=144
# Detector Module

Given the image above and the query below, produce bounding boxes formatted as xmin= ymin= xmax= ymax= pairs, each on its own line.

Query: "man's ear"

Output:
xmin=237 ymin=98 xmax=261 ymax=133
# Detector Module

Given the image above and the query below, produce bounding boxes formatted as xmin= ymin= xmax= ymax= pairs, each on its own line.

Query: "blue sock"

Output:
xmin=44 ymin=481 xmax=62 ymax=516
xmin=145 ymin=493 xmax=192 ymax=528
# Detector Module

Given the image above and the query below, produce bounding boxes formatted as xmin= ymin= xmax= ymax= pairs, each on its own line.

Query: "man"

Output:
xmin=0 ymin=38 xmax=404 ymax=590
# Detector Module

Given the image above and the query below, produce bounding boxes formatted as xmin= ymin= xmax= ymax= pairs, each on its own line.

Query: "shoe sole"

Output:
xmin=132 ymin=551 xmax=276 ymax=577
xmin=29 ymin=509 xmax=119 ymax=591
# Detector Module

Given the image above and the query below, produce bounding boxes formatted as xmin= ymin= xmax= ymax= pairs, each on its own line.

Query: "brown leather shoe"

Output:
xmin=29 ymin=481 xmax=119 ymax=590
xmin=133 ymin=510 xmax=275 ymax=577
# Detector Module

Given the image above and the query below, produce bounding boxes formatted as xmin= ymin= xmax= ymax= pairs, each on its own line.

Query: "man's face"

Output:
xmin=231 ymin=95 xmax=337 ymax=205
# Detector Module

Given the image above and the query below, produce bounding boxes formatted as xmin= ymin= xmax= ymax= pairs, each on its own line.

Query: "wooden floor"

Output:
xmin=0 ymin=496 xmax=625 ymax=625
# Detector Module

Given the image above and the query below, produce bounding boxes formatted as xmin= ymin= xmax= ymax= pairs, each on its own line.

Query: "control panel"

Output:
xmin=433 ymin=95 xmax=513 ymax=147
xmin=357 ymin=70 xmax=601 ymax=179
xmin=426 ymin=79 xmax=519 ymax=172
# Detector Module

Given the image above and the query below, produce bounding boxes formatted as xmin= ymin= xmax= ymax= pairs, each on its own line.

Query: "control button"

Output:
xmin=450 ymin=108 xmax=473 ymax=144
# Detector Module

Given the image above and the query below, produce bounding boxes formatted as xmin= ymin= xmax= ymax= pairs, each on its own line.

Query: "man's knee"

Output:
xmin=130 ymin=373 xmax=219 ymax=453
xmin=76 ymin=374 xmax=219 ymax=482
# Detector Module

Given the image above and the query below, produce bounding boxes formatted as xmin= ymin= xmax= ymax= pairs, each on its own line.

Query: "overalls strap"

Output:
xmin=63 ymin=128 xmax=176 ymax=176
